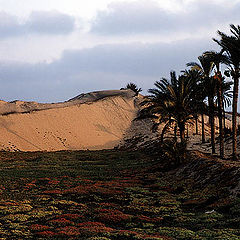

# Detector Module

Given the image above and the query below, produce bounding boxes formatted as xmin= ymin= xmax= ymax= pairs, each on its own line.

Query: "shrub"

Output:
xmin=161 ymin=139 xmax=188 ymax=167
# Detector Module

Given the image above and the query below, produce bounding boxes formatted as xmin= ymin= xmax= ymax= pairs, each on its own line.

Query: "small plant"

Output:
xmin=161 ymin=139 xmax=188 ymax=167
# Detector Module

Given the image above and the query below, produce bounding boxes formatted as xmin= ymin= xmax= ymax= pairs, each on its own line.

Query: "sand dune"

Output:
xmin=0 ymin=90 xmax=138 ymax=151
xmin=0 ymin=89 xmax=239 ymax=155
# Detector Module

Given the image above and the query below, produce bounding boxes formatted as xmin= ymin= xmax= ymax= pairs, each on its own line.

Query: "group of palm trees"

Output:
xmin=140 ymin=24 xmax=240 ymax=160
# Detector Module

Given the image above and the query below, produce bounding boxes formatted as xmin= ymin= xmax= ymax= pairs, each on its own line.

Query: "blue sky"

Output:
xmin=0 ymin=0 xmax=239 ymax=105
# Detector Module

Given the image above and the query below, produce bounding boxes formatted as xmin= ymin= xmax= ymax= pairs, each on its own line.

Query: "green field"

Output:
xmin=0 ymin=150 xmax=239 ymax=239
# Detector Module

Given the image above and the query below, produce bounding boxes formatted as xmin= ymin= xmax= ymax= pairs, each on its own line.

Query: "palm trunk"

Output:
xmin=160 ymin=121 xmax=174 ymax=143
xmin=208 ymin=95 xmax=216 ymax=154
xmin=179 ymin=123 xmax=185 ymax=143
xmin=174 ymin=125 xmax=177 ymax=141
xmin=223 ymin=105 xmax=226 ymax=132
xmin=201 ymin=113 xmax=205 ymax=143
xmin=232 ymin=71 xmax=239 ymax=160
xmin=216 ymin=72 xmax=224 ymax=158
xmin=195 ymin=116 xmax=198 ymax=135
xmin=161 ymin=123 xmax=170 ymax=143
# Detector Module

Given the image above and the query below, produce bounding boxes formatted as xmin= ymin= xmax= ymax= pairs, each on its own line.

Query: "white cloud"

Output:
xmin=0 ymin=10 xmax=76 ymax=39
xmin=90 ymin=0 xmax=240 ymax=35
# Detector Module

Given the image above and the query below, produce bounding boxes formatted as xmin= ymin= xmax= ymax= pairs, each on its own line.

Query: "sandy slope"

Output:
xmin=0 ymin=90 xmax=138 ymax=151
xmin=0 ymin=89 xmax=239 ymax=156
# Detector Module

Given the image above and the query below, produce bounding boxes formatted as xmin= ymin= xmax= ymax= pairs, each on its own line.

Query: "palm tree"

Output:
xmin=194 ymin=80 xmax=209 ymax=144
xmin=187 ymin=53 xmax=217 ymax=154
xmin=182 ymin=69 xmax=203 ymax=137
xmin=221 ymin=80 xmax=233 ymax=130
xmin=125 ymin=82 xmax=142 ymax=96
xmin=204 ymin=51 xmax=229 ymax=158
xmin=139 ymin=71 xmax=196 ymax=143
xmin=214 ymin=24 xmax=240 ymax=160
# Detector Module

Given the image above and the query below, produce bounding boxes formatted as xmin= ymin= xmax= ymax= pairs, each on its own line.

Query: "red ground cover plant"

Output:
xmin=63 ymin=185 xmax=89 ymax=195
xmin=48 ymin=180 xmax=60 ymax=185
xmin=48 ymin=218 xmax=73 ymax=226
xmin=30 ymin=224 xmax=50 ymax=231
xmin=0 ymin=201 xmax=18 ymax=206
xmin=37 ymin=178 xmax=51 ymax=184
xmin=24 ymin=179 xmax=37 ymax=189
xmin=57 ymin=226 xmax=81 ymax=236
xmin=25 ymin=182 xmax=37 ymax=188
xmin=77 ymin=221 xmax=114 ymax=234
xmin=96 ymin=208 xmax=131 ymax=224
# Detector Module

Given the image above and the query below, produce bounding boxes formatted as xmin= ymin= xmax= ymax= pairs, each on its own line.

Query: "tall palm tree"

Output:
xmin=204 ymin=51 xmax=229 ymax=158
xmin=195 ymin=80 xmax=209 ymax=144
xmin=182 ymin=69 xmax=204 ymax=137
xmin=214 ymin=24 xmax=240 ymax=160
xmin=139 ymin=71 xmax=196 ymax=143
xmin=187 ymin=53 xmax=216 ymax=154
xmin=221 ymin=80 xmax=233 ymax=130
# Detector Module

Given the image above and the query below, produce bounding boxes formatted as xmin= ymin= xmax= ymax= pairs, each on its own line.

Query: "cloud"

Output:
xmin=0 ymin=38 xmax=217 ymax=103
xmin=91 ymin=1 xmax=174 ymax=35
xmin=26 ymin=11 xmax=75 ymax=35
xmin=90 ymin=0 xmax=240 ymax=35
xmin=0 ymin=11 xmax=76 ymax=38
xmin=0 ymin=12 xmax=23 ymax=38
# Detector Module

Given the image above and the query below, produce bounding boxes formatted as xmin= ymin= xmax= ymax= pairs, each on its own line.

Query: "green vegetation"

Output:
xmin=0 ymin=150 xmax=239 ymax=239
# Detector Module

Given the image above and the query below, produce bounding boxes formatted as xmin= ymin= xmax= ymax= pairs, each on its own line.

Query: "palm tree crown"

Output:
xmin=139 ymin=71 xmax=196 ymax=143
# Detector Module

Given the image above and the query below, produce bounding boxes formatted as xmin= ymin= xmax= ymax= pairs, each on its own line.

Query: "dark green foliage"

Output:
xmin=161 ymin=139 xmax=188 ymax=167
xmin=126 ymin=82 xmax=142 ymax=96
xmin=139 ymin=71 xmax=196 ymax=143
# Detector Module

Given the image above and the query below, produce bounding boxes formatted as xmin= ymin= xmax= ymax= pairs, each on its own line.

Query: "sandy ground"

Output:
xmin=0 ymin=90 xmax=138 ymax=151
xmin=185 ymin=114 xmax=240 ymax=157
xmin=0 ymin=89 xmax=239 ymax=156
xmin=119 ymin=110 xmax=240 ymax=157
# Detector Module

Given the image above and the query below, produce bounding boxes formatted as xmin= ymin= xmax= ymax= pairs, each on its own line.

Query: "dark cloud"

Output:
xmin=27 ymin=11 xmax=75 ymax=35
xmin=0 ymin=39 xmax=218 ymax=103
xmin=0 ymin=12 xmax=23 ymax=38
xmin=90 ymin=0 xmax=240 ymax=35
xmin=91 ymin=1 xmax=174 ymax=35
xmin=0 ymin=11 xmax=75 ymax=38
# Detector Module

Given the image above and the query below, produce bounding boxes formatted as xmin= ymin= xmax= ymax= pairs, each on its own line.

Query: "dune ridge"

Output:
xmin=0 ymin=89 xmax=239 ymax=156
xmin=0 ymin=90 xmax=139 ymax=151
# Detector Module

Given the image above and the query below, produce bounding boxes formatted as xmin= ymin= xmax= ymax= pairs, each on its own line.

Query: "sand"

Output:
xmin=0 ymin=89 xmax=239 ymax=156
xmin=0 ymin=90 xmax=138 ymax=151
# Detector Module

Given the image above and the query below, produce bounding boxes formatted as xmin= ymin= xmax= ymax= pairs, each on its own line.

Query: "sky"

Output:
xmin=0 ymin=0 xmax=239 ymax=105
